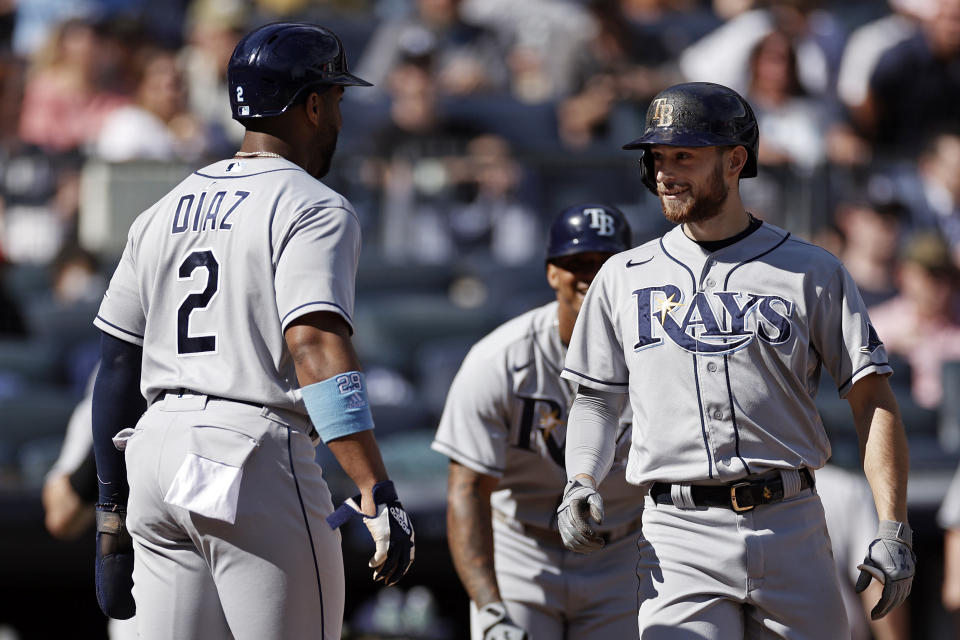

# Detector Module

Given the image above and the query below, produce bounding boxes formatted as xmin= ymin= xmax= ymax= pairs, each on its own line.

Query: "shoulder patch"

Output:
xmin=860 ymin=323 xmax=884 ymax=354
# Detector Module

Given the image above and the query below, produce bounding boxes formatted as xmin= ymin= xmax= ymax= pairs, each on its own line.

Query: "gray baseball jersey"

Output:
xmin=563 ymin=222 xmax=891 ymax=485
xmin=433 ymin=301 xmax=642 ymax=639
xmin=94 ymin=156 xmax=360 ymax=639
xmin=562 ymin=221 xmax=887 ymax=638
xmin=95 ymin=156 xmax=360 ymax=414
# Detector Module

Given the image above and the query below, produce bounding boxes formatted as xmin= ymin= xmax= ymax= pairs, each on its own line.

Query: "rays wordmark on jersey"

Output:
xmin=633 ymin=285 xmax=794 ymax=355
xmin=514 ymin=395 xmax=565 ymax=466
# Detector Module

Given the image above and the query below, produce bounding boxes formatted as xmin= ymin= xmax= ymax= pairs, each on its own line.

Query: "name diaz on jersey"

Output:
xmin=634 ymin=285 xmax=793 ymax=355
xmin=171 ymin=189 xmax=250 ymax=234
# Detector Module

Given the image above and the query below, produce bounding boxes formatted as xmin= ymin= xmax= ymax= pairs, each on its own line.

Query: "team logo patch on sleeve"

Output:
xmin=860 ymin=323 xmax=884 ymax=354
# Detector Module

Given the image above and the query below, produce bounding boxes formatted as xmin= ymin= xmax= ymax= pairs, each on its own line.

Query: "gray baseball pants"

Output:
xmin=121 ymin=395 xmax=343 ymax=640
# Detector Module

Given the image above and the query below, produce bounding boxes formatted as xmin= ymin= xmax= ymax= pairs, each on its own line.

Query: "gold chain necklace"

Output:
xmin=233 ymin=151 xmax=282 ymax=158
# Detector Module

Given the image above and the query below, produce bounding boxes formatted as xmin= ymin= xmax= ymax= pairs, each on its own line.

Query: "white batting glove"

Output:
xmin=855 ymin=520 xmax=915 ymax=619
xmin=327 ymin=481 xmax=415 ymax=586
xmin=557 ymin=478 xmax=605 ymax=553
xmin=477 ymin=601 xmax=528 ymax=640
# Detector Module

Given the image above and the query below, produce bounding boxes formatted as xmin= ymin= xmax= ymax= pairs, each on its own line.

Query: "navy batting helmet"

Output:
xmin=622 ymin=82 xmax=759 ymax=195
xmin=228 ymin=22 xmax=371 ymax=122
xmin=546 ymin=204 xmax=632 ymax=262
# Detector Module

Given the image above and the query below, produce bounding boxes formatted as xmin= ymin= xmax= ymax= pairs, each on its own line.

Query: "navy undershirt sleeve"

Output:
xmin=92 ymin=332 xmax=146 ymax=505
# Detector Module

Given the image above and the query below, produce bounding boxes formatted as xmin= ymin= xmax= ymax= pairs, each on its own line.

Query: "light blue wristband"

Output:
xmin=301 ymin=371 xmax=374 ymax=443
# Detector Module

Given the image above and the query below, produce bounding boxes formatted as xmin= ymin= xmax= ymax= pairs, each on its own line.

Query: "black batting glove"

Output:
xmin=327 ymin=480 xmax=415 ymax=586
xmin=94 ymin=504 xmax=135 ymax=620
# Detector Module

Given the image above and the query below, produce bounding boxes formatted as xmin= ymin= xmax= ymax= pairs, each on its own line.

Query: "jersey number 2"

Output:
xmin=177 ymin=249 xmax=219 ymax=355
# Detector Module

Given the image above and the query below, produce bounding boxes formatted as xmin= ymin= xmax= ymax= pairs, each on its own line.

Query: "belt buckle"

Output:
xmin=730 ymin=482 xmax=755 ymax=512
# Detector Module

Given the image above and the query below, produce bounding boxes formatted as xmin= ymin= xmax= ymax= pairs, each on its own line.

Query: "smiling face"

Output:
xmin=649 ymin=144 xmax=734 ymax=225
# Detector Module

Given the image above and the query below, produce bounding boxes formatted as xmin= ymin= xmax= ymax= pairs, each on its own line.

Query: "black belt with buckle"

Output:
xmin=650 ymin=468 xmax=814 ymax=512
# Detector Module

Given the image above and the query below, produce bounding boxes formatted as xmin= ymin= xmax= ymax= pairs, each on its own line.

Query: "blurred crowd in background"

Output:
xmin=1 ymin=0 xmax=960 ymax=638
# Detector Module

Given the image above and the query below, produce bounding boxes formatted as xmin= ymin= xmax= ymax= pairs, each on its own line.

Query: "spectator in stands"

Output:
xmin=372 ymin=53 xmax=483 ymax=262
xmin=848 ymin=0 xmax=960 ymax=158
xmin=0 ymin=249 xmax=27 ymax=337
xmin=50 ymin=243 xmax=103 ymax=307
xmin=445 ymin=134 xmax=539 ymax=265
xmin=869 ymin=232 xmax=960 ymax=409
xmin=17 ymin=17 xmax=128 ymax=153
xmin=892 ymin=129 xmax=960 ymax=264
xmin=462 ymin=0 xmax=594 ymax=104
xmin=179 ymin=0 xmax=246 ymax=156
xmin=679 ymin=0 xmax=846 ymax=99
xmin=557 ymin=0 xmax=713 ymax=149
xmin=836 ymin=0 xmax=928 ymax=123
xmin=373 ymin=52 xmax=481 ymax=160
xmin=833 ymin=189 xmax=905 ymax=308
xmin=746 ymin=29 xmax=827 ymax=172
xmin=355 ymin=0 xmax=509 ymax=98
xmin=94 ymin=45 xmax=207 ymax=162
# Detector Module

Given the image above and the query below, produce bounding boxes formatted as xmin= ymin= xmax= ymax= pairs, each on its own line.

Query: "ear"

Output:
xmin=727 ymin=146 xmax=748 ymax=177
xmin=546 ymin=263 xmax=562 ymax=291
xmin=303 ymin=91 xmax=323 ymax=126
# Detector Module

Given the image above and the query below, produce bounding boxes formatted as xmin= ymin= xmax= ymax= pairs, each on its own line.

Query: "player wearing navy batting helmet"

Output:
xmin=433 ymin=204 xmax=642 ymax=640
xmin=91 ymin=22 xmax=413 ymax=640
xmin=557 ymin=82 xmax=914 ymax=638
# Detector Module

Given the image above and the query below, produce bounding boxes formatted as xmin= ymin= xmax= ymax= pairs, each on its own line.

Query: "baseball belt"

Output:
xmin=649 ymin=468 xmax=814 ymax=513
xmin=154 ymin=388 xmax=320 ymax=442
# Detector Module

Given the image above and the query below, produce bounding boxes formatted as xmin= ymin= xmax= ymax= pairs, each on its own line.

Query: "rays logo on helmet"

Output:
xmin=584 ymin=207 xmax=617 ymax=236
xmin=633 ymin=286 xmax=794 ymax=355
xmin=651 ymin=98 xmax=674 ymax=127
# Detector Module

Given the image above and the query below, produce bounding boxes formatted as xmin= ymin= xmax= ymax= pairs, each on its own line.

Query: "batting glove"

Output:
xmin=557 ymin=478 xmax=605 ymax=553
xmin=94 ymin=504 xmax=135 ymax=620
xmin=855 ymin=520 xmax=916 ymax=619
xmin=327 ymin=480 xmax=415 ymax=586
xmin=476 ymin=601 xmax=528 ymax=640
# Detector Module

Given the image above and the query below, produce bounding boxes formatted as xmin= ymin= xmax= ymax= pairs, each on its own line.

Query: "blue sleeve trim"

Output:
xmin=302 ymin=371 xmax=374 ymax=443
xmin=95 ymin=315 xmax=144 ymax=341
xmin=838 ymin=362 xmax=891 ymax=394
xmin=561 ymin=367 xmax=629 ymax=387
xmin=281 ymin=301 xmax=353 ymax=330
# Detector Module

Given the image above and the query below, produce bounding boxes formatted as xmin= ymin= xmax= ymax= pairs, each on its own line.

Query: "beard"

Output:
xmin=659 ymin=162 xmax=728 ymax=225
xmin=315 ymin=127 xmax=340 ymax=178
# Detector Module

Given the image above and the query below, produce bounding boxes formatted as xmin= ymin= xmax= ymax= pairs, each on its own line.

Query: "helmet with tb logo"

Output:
xmin=622 ymin=82 xmax=759 ymax=195
xmin=546 ymin=204 xmax=633 ymax=262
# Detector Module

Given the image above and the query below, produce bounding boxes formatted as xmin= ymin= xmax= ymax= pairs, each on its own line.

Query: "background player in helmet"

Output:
xmin=557 ymin=82 xmax=914 ymax=638
xmin=91 ymin=23 xmax=414 ymax=640
xmin=432 ymin=204 xmax=643 ymax=640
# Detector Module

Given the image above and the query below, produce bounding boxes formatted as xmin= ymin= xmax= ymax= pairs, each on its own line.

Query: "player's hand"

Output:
xmin=557 ymin=478 xmax=605 ymax=553
xmin=327 ymin=480 xmax=415 ymax=586
xmin=855 ymin=520 xmax=915 ymax=619
xmin=477 ymin=601 xmax=528 ymax=640
xmin=94 ymin=504 xmax=135 ymax=620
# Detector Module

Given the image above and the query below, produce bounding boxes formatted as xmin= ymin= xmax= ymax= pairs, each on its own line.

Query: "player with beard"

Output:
xmin=555 ymin=82 xmax=914 ymax=638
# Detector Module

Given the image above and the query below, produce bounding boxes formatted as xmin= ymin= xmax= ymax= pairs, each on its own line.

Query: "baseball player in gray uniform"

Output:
xmin=432 ymin=204 xmax=643 ymax=640
xmin=90 ymin=23 xmax=414 ymax=640
xmin=556 ymin=82 xmax=914 ymax=639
